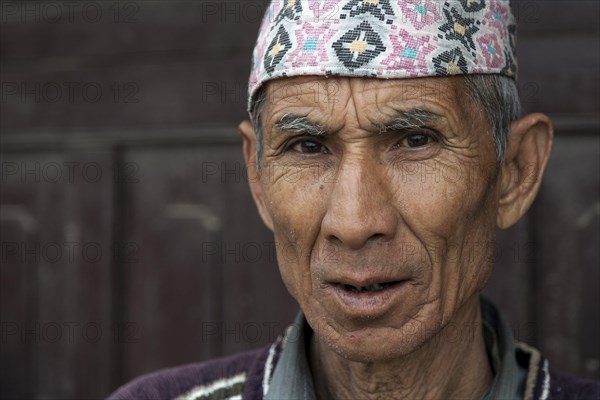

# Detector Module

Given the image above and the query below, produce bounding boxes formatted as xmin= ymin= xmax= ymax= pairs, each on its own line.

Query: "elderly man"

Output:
xmin=110 ymin=1 xmax=599 ymax=399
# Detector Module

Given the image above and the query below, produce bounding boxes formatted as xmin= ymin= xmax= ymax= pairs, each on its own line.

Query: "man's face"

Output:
xmin=255 ymin=76 xmax=501 ymax=361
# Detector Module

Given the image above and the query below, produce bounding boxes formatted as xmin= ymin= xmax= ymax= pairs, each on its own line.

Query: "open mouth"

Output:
xmin=325 ymin=279 xmax=409 ymax=315
xmin=340 ymin=281 xmax=400 ymax=294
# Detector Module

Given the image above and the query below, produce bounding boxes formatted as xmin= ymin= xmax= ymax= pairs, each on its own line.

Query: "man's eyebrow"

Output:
xmin=376 ymin=108 xmax=443 ymax=133
xmin=274 ymin=113 xmax=327 ymax=137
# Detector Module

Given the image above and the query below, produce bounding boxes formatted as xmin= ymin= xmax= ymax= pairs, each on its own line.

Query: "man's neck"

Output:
xmin=309 ymin=297 xmax=493 ymax=400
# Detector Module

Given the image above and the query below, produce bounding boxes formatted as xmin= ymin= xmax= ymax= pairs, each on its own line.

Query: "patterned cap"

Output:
xmin=247 ymin=0 xmax=518 ymax=112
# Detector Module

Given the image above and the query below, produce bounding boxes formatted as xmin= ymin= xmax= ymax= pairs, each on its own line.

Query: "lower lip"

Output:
xmin=324 ymin=281 xmax=409 ymax=317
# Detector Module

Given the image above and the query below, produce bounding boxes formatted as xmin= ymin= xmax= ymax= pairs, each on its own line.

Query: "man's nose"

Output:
xmin=321 ymin=157 xmax=398 ymax=250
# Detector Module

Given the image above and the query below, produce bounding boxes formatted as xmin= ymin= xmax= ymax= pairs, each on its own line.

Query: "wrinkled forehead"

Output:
xmin=261 ymin=75 xmax=473 ymax=129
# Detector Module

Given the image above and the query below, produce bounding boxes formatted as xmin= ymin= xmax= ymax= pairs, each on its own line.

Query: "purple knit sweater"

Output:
xmin=108 ymin=340 xmax=282 ymax=400
xmin=108 ymin=322 xmax=599 ymax=400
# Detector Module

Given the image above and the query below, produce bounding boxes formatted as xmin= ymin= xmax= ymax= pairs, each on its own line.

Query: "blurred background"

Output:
xmin=1 ymin=0 xmax=598 ymax=398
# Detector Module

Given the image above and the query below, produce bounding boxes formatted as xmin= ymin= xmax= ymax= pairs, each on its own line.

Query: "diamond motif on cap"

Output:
xmin=333 ymin=21 xmax=387 ymax=70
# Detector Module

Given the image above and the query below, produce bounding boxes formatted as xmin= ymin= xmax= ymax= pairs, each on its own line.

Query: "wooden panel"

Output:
xmin=513 ymin=0 xmax=600 ymax=35
xmin=0 ymin=150 xmax=115 ymax=398
xmin=0 ymin=0 xmax=267 ymax=61
xmin=0 ymin=59 xmax=251 ymax=134
xmin=0 ymin=0 xmax=263 ymax=133
xmin=121 ymin=147 xmax=219 ymax=378
xmin=531 ymin=136 xmax=600 ymax=380
xmin=215 ymin=150 xmax=297 ymax=356
xmin=518 ymin=37 xmax=600 ymax=116
xmin=120 ymin=143 xmax=296 ymax=383
xmin=0 ymin=168 xmax=38 ymax=399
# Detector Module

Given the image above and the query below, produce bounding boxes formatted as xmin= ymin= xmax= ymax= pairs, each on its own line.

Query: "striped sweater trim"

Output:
xmin=167 ymin=338 xmax=285 ymax=400
xmin=174 ymin=372 xmax=246 ymax=400
xmin=262 ymin=336 xmax=283 ymax=397
xmin=516 ymin=341 xmax=551 ymax=400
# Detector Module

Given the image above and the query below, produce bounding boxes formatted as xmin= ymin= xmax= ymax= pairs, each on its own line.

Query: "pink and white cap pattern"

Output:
xmin=247 ymin=0 xmax=518 ymax=112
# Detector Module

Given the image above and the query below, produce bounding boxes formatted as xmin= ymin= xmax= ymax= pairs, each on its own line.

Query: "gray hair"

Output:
xmin=249 ymin=75 xmax=521 ymax=165
xmin=463 ymin=74 xmax=522 ymax=163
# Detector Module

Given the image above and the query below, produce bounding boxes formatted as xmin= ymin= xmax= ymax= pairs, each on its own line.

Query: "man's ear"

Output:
xmin=497 ymin=113 xmax=553 ymax=229
xmin=238 ymin=120 xmax=274 ymax=231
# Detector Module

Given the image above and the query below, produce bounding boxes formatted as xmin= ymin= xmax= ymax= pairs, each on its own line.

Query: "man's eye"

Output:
xmin=290 ymin=140 xmax=328 ymax=154
xmin=402 ymin=133 xmax=433 ymax=148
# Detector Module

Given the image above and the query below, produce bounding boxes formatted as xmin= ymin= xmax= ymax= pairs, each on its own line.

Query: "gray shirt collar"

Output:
xmin=266 ymin=297 xmax=524 ymax=400
xmin=480 ymin=297 xmax=527 ymax=399
xmin=265 ymin=313 xmax=316 ymax=400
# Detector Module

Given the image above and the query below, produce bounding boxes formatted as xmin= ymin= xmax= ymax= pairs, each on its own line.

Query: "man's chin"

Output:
xmin=313 ymin=324 xmax=432 ymax=364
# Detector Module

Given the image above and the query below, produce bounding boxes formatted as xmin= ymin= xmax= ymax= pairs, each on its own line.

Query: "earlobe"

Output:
xmin=496 ymin=113 xmax=553 ymax=229
xmin=238 ymin=120 xmax=275 ymax=231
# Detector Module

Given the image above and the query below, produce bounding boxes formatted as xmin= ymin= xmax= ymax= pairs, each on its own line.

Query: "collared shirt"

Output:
xmin=266 ymin=297 xmax=527 ymax=400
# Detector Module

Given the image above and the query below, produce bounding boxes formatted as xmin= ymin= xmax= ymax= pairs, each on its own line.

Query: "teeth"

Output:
xmin=344 ymin=283 xmax=391 ymax=293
